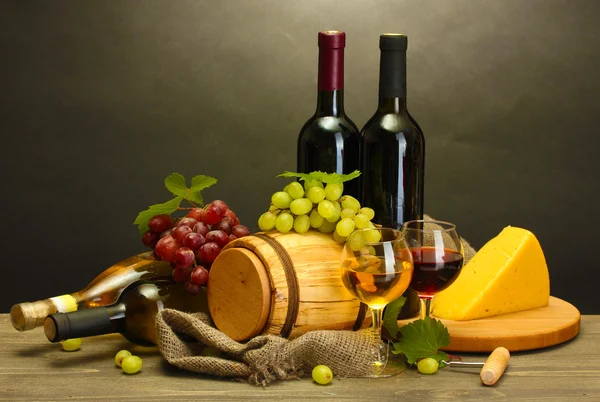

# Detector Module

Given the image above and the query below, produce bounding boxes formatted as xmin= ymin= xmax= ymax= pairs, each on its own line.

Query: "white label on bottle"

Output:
xmin=50 ymin=295 xmax=78 ymax=313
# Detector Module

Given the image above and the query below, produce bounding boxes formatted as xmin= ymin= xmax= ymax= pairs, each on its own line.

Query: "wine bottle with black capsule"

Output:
xmin=10 ymin=252 xmax=173 ymax=331
xmin=360 ymin=34 xmax=425 ymax=319
xmin=44 ymin=280 xmax=208 ymax=346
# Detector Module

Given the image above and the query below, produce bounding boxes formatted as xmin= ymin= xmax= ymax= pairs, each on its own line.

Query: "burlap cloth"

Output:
xmin=155 ymin=215 xmax=476 ymax=385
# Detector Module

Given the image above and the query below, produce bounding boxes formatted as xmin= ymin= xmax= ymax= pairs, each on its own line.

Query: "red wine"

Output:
xmin=360 ymin=34 xmax=425 ymax=318
xmin=297 ymin=31 xmax=360 ymax=198
xmin=410 ymin=247 xmax=464 ymax=298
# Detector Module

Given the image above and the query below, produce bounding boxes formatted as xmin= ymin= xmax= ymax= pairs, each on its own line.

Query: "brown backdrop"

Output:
xmin=1 ymin=0 xmax=599 ymax=313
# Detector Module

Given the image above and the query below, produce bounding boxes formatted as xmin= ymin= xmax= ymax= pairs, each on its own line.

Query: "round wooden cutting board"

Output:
xmin=398 ymin=296 xmax=581 ymax=352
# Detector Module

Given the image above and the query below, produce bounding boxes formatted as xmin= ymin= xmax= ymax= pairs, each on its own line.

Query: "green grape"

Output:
xmin=340 ymin=195 xmax=361 ymax=213
xmin=332 ymin=230 xmax=347 ymax=243
xmin=293 ymin=215 xmax=311 ymax=233
xmin=336 ymin=218 xmax=356 ymax=237
xmin=348 ymin=232 xmax=365 ymax=251
xmin=363 ymin=228 xmax=382 ymax=243
xmin=359 ymin=207 xmax=375 ymax=220
xmin=325 ymin=208 xmax=341 ymax=223
xmin=309 ymin=210 xmax=324 ymax=228
xmin=340 ymin=208 xmax=355 ymax=219
xmin=268 ymin=205 xmax=279 ymax=213
xmin=271 ymin=191 xmax=292 ymax=209
xmin=60 ymin=338 xmax=81 ymax=352
xmin=304 ymin=179 xmax=324 ymax=191
xmin=258 ymin=212 xmax=277 ymax=231
xmin=286 ymin=182 xmax=305 ymax=199
xmin=282 ymin=184 xmax=290 ymax=193
xmin=324 ymin=183 xmax=343 ymax=201
xmin=417 ymin=358 xmax=439 ymax=375
xmin=290 ymin=198 xmax=313 ymax=216
xmin=312 ymin=364 xmax=333 ymax=385
xmin=121 ymin=355 xmax=143 ymax=374
xmin=115 ymin=350 xmax=132 ymax=367
xmin=275 ymin=212 xmax=294 ymax=232
xmin=354 ymin=213 xmax=371 ymax=229
xmin=306 ymin=187 xmax=326 ymax=204
xmin=332 ymin=200 xmax=341 ymax=213
xmin=317 ymin=200 xmax=336 ymax=219
xmin=318 ymin=219 xmax=337 ymax=233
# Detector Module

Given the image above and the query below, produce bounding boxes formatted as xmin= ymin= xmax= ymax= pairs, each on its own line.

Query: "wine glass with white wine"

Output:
xmin=341 ymin=227 xmax=414 ymax=377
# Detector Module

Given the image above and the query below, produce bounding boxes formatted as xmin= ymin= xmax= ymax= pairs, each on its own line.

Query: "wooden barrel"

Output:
xmin=207 ymin=231 xmax=369 ymax=341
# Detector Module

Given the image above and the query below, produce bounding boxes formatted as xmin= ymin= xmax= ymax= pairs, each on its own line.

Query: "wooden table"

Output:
xmin=1 ymin=314 xmax=599 ymax=401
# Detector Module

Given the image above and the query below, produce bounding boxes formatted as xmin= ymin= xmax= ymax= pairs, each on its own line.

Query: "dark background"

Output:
xmin=1 ymin=0 xmax=599 ymax=313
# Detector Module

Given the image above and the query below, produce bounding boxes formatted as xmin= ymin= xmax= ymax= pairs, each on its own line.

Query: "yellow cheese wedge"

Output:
xmin=431 ymin=226 xmax=550 ymax=320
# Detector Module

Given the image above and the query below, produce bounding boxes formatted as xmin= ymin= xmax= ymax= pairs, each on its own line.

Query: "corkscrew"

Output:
xmin=441 ymin=347 xmax=511 ymax=386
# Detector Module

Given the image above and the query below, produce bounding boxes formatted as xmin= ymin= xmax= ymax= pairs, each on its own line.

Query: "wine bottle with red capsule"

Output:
xmin=297 ymin=30 xmax=360 ymax=198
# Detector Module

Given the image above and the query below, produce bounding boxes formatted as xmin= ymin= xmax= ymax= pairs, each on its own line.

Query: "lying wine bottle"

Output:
xmin=10 ymin=252 xmax=173 ymax=331
xmin=44 ymin=280 xmax=207 ymax=346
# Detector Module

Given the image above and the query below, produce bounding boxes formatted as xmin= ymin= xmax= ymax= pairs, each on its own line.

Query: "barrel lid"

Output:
xmin=207 ymin=248 xmax=271 ymax=341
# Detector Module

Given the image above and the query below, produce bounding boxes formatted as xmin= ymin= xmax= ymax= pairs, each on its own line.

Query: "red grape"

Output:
xmin=173 ymin=247 xmax=195 ymax=268
xmin=203 ymin=204 xmax=224 ymax=225
xmin=231 ymin=225 xmax=250 ymax=238
xmin=159 ymin=229 xmax=172 ymax=239
xmin=155 ymin=236 xmax=180 ymax=263
xmin=224 ymin=210 xmax=240 ymax=226
xmin=228 ymin=234 xmax=237 ymax=243
xmin=177 ymin=217 xmax=198 ymax=229
xmin=172 ymin=225 xmax=193 ymax=242
xmin=186 ymin=208 xmax=205 ymax=222
xmin=172 ymin=266 xmax=192 ymax=283
xmin=142 ymin=231 xmax=159 ymax=248
xmin=148 ymin=214 xmax=173 ymax=233
xmin=211 ymin=200 xmax=229 ymax=213
xmin=206 ymin=230 xmax=229 ymax=248
xmin=183 ymin=232 xmax=205 ymax=250
xmin=190 ymin=266 xmax=209 ymax=286
xmin=221 ymin=215 xmax=235 ymax=227
xmin=197 ymin=242 xmax=221 ymax=264
xmin=211 ymin=220 xmax=232 ymax=235
xmin=184 ymin=280 xmax=201 ymax=296
xmin=193 ymin=222 xmax=210 ymax=236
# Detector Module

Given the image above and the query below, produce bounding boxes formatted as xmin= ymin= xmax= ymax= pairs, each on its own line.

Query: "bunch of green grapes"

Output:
xmin=257 ymin=179 xmax=376 ymax=243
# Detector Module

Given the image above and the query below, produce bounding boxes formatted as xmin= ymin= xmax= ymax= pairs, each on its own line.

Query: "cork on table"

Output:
xmin=0 ymin=314 xmax=599 ymax=401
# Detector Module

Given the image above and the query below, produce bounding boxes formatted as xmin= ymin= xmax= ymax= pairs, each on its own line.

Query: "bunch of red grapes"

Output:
xmin=141 ymin=200 xmax=250 ymax=295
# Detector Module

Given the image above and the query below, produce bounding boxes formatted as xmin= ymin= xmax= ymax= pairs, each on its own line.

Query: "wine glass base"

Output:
xmin=366 ymin=359 xmax=407 ymax=378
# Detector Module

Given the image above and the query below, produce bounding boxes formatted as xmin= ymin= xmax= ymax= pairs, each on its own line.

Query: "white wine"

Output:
xmin=44 ymin=280 xmax=208 ymax=346
xmin=11 ymin=252 xmax=172 ymax=331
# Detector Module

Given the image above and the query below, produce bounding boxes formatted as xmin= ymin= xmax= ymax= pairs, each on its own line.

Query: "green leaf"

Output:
xmin=133 ymin=197 xmax=183 ymax=235
xmin=189 ymin=175 xmax=218 ymax=205
xmin=277 ymin=171 xmax=314 ymax=182
xmin=164 ymin=173 xmax=188 ymax=198
xmin=382 ymin=296 xmax=406 ymax=339
xmin=391 ymin=317 xmax=451 ymax=365
xmin=277 ymin=170 xmax=361 ymax=184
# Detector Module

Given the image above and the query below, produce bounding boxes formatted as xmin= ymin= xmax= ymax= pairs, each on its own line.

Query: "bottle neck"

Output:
xmin=316 ymin=45 xmax=345 ymax=117
xmin=378 ymin=49 xmax=407 ymax=113
xmin=44 ymin=305 xmax=124 ymax=342
xmin=316 ymin=89 xmax=345 ymax=117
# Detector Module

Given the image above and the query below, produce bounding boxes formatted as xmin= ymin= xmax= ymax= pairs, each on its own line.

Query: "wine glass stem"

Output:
xmin=371 ymin=307 xmax=383 ymax=336
xmin=422 ymin=298 xmax=432 ymax=318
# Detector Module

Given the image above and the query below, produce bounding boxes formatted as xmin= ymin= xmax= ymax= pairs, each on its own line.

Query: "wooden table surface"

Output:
xmin=1 ymin=314 xmax=599 ymax=401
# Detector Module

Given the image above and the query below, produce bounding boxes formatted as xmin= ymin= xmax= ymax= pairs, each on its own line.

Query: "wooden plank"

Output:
xmin=0 ymin=314 xmax=599 ymax=400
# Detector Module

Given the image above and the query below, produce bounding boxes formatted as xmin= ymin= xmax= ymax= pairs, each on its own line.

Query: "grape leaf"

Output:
xmin=133 ymin=197 xmax=183 ymax=235
xmin=164 ymin=173 xmax=217 ymax=206
xmin=189 ymin=175 xmax=218 ymax=205
xmin=382 ymin=296 xmax=406 ymax=339
xmin=277 ymin=170 xmax=361 ymax=184
xmin=391 ymin=317 xmax=450 ymax=365
xmin=164 ymin=173 xmax=188 ymax=198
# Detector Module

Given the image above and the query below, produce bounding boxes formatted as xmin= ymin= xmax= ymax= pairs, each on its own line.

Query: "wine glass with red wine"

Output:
xmin=401 ymin=220 xmax=464 ymax=318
